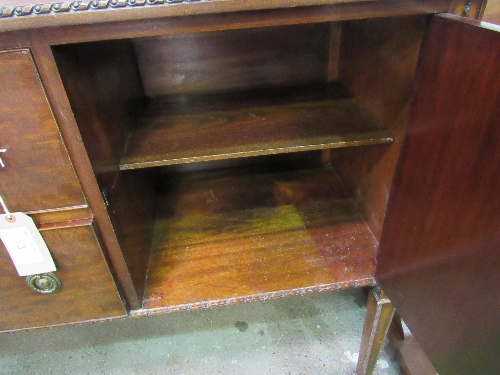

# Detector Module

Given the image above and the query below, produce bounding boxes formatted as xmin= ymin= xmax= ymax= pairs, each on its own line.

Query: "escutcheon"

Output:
xmin=26 ymin=272 xmax=62 ymax=294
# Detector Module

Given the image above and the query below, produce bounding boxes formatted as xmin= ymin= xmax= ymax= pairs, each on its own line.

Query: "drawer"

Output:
xmin=0 ymin=49 xmax=86 ymax=214
xmin=0 ymin=221 xmax=126 ymax=332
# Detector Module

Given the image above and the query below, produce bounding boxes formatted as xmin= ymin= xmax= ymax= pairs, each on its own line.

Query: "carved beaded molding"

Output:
xmin=0 ymin=0 xmax=202 ymax=18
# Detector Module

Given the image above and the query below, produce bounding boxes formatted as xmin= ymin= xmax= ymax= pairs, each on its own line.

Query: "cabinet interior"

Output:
xmin=52 ymin=14 xmax=427 ymax=313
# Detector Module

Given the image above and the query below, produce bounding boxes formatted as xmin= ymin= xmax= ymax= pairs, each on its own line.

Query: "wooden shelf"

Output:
xmin=119 ymin=83 xmax=393 ymax=170
xmin=136 ymin=161 xmax=378 ymax=315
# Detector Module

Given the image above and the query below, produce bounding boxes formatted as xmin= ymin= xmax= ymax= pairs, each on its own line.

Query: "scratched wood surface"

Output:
xmin=139 ymin=161 xmax=378 ymax=314
xmin=120 ymin=83 xmax=393 ymax=170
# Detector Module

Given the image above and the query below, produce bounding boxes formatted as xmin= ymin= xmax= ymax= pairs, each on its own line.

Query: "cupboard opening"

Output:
xmin=52 ymin=14 xmax=428 ymax=312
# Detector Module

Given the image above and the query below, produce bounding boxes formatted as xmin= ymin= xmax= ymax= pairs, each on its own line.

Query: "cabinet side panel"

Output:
xmin=53 ymin=41 xmax=157 ymax=302
xmin=52 ymin=41 xmax=142 ymax=188
xmin=376 ymin=16 xmax=500 ymax=375
xmin=335 ymin=15 xmax=427 ymax=240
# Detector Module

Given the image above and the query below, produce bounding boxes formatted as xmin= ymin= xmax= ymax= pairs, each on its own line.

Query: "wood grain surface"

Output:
xmin=0 ymin=49 xmax=86 ymax=214
xmin=54 ymin=40 xmax=155 ymax=301
xmin=120 ymin=84 xmax=393 ymax=170
xmin=0 ymin=223 xmax=125 ymax=332
xmin=334 ymin=15 xmax=427 ymax=241
xmin=30 ymin=36 xmax=143 ymax=309
xmin=134 ymin=23 xmax=329 ymax=97
xmin=376 ymin=16 xmax=500 ymax=375
xmin=0 ymin=0 xmax=452 ymax=34
xmin=139 ymin=160 xmax=378 ymax=314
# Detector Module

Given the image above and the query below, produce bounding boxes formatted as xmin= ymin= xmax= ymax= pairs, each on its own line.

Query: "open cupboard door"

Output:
xmin=376 ymin=15 xmax=500 ymax=375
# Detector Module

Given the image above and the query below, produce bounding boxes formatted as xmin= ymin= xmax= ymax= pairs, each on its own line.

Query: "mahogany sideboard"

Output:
xmin=0 ymin=0 xmax=499 ymax=374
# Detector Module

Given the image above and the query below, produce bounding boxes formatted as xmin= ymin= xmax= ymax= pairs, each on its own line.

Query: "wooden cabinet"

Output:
xmin=0 ymin=1 xmax=499 ymax=374
xmin=48 ymin=12 xmax=431 ymax=317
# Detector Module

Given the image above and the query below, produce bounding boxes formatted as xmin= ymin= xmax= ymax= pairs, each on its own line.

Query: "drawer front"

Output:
xmin=0 ymin=49 xmax=86 ymax=213
xmin=0 ymin=222 xmax=126 ymax=332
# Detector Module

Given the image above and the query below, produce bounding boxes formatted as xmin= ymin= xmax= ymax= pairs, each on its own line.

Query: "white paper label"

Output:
xmin=0 ymin=213 xmax=56 ymax=276
xmin=0 ymin=227 xmax=44 ymax=265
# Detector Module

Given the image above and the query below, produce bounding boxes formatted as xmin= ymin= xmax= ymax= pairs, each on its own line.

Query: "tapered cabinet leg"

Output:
xmin=356 ymin=287 xmax=395 ymax=375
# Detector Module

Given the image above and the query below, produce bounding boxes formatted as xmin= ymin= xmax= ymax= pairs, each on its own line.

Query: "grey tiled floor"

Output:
xmin=0 ymin=288 xmax=399 ymax=375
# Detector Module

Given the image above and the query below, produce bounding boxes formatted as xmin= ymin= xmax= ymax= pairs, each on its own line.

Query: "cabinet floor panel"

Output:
xmin=138 ymin=163 xmax=378 ymax=315
xmin=120 ymin=83 xmax=393 ymax=170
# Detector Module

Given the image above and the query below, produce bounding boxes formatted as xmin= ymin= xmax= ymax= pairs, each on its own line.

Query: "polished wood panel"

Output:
xmin=52 ymin=40 xmax=152 ymax=306
xmin=37 ymin=1 xmax=452 ymax=46
xmin=1 ymin=0 xmax=452 ymax=35
xmin=134 ymin=24 xmax=329 ymax=96
xmin=137 ymin=161 xmax=378 ymax=315
xmin=120 ymin=84 xmax=393 ymax=170
xmin=30 ymin=38 xmax=143 ymax=309
xmin=0 ymin=30 xmax=30 ymax=51
xmin=334 ymin=15 xmax=427 ymax=240
xmin=0 ymin=0 xmax=373 ymax=33
xmin=106 ymin=169 xmax=158 ymax=301
xmin=376 ymin=16 xmax=500 ymax=375
xmin=53 ymin=40 xmax=143 ymax=189
xmin=0 ymin=49 xmax=86 ymax=213
xmin=0 ymin=222 xmax=126 ymax=332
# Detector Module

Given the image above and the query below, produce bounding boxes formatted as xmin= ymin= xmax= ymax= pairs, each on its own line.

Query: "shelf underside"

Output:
xmin=138 ymin=162 xmax=378 ymax=315
xmin=120 ymin=84 xmax=393 ymax=170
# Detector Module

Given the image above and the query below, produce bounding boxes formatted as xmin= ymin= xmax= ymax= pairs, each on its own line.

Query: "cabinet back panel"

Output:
xmin=133 ymin=23 xmax=331 ymax=96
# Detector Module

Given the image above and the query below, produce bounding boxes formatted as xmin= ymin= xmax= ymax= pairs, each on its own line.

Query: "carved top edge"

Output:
xmin=0 ymin=0 xmax=203 ymax=19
